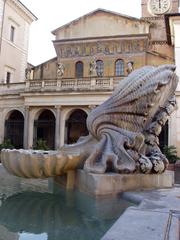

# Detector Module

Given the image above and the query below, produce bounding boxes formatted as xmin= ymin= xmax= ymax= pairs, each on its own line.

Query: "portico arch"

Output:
xmin=65 ymin=109 xmax=88 ymax=144
xmin=34 ymin=109 xmax=55 ymax=149
xmin=5 ymin=110 xmax=24 ymax=148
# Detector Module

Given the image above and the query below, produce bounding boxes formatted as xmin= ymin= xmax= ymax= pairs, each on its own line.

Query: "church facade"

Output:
xmin=0 ymin=0 xmax=179 ymax=153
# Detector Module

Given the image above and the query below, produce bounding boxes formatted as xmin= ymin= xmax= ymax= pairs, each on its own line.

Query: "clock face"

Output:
xmin=148 ymin=0 xmax=171 ymax=15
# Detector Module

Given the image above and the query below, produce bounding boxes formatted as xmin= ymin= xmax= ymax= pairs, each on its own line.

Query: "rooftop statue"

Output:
xmin=57 ymin=62 xmax=65 ymax=78
xmin=1 ymin=65 xmax=178 ymax=178
xmin=89 ymin=58 xmax=97 ymax=76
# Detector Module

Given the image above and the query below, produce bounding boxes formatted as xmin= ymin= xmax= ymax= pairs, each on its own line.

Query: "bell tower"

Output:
xmin=141 ymin=0 xmax=179 ymax=18
xmin=141 ymin=0 xmax=179 ymax=41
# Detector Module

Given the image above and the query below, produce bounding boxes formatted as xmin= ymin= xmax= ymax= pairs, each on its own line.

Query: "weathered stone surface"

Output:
xmin=101 ymin=208 xmax=179 ymax=240
xmin=102 ymin=187 xmax=180 ymax=240
xmin=85 ymin=65 xmax=178 ymax=174
xmin=1 ymin=149 xmax=82 ymax=178
xmin=75 ymin=170 xmax=174 ymax=196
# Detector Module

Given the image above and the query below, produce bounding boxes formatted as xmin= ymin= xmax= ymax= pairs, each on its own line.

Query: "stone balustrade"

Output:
xmin=25 ymin=77 xmax=120 ymax=91
xmin=0 ymin=77 xmax=123 ymax=94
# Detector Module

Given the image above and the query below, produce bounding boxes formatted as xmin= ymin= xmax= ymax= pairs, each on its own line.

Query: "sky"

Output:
xmin=20 ymin=0 xmax=141 ymax=66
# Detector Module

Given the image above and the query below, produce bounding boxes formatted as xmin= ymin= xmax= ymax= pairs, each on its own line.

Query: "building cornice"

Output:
xmin=20 ymin=90 xmax=114 ymax=98
xmin=141 ymin=16 xmax=165 ymax=21
xmin=150 ymin=40 xmax=168 ymax=45
xmin=146 ymin=50 xmax=174 ymax=61
xmin=53 ymin=33 xmax=150 ymax=45
xmin=7 ymin=0 xmax=37 ymax=23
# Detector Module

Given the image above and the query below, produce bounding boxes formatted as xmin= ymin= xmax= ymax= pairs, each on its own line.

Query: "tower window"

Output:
xmin=10 ymin=26 xmax=15 ymax=42
xmin=6 ymin=72 xmax=11 ymax=84
xmin=75 ymin=61 xmax=83 ymax=78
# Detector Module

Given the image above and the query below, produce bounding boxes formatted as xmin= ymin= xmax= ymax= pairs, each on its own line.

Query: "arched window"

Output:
xmin=115 ymin=59 xmax=124 ymax=76
xmin=96 ymin=60 xmax=104 ymax=77
xmin=75 ymin=61 xmax=83 ymax=78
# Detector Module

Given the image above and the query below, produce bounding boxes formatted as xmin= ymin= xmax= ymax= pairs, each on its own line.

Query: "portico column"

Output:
xmin=0 ymin=108 xmax=4 ymax=144
xmin=55 ymin=106 xmax=61 ymax=150
xmin=28 ymin=109 xmax=34 ymax=149
xmin=23 ymin=106 xmax=29 ymax=149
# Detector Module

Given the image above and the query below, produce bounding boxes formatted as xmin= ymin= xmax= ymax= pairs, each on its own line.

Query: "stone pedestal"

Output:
xmin=175 ymin=160 xmax=180 ymax=183
xmin=75 ymin=170 xmax=174 ymax=196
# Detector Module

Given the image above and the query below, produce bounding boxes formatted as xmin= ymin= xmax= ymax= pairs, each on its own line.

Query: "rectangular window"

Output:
xmin=10 ymin=25 xmax=15 ymax=42
xmin=6 ymin=72 xmax=11 ymax=84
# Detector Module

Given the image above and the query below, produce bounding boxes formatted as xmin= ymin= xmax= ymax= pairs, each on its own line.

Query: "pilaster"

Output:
xmin=23 ymin=106 xmax=29 ymax=149
xmin=0 ymin=107 xmax=4 ymax=144
xmin=55 ymin=105 xmax=62 ymax=150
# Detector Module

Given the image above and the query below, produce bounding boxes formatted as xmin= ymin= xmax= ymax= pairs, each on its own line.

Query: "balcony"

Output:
xmin=25 ymin=77 xmax=122 ymax=92
xmin=0 ymin=77 xmax=123 ymax=95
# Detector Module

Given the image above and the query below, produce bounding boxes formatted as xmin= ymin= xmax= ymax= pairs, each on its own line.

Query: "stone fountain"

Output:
xmin=1 ymin=65 xmax=178 ymax=194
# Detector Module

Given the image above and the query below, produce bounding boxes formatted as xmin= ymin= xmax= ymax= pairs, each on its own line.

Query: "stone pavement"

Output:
xmin=102 ymin=186 xmax=180 ymax=240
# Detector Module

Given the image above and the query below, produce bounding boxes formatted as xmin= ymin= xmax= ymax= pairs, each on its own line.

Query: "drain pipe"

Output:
xmin=0 ymin=0 xmax=7 ymax=55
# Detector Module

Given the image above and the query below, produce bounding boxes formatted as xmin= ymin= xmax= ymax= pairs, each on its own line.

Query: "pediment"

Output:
xmin=52 ymin=9 xmax=150 ymax=40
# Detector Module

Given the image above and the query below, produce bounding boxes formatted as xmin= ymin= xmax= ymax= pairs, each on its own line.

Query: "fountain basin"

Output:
xmin=1 ymin=149 xmax=82 ymax=178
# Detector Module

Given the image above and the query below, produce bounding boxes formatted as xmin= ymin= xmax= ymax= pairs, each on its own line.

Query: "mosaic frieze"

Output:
xmin=57 ymin=39 xmax=149 ymax=58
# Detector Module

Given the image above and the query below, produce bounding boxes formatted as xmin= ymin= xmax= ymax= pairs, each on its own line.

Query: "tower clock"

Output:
xmin=141 ymin=0 xmax=179 ymax=18
xmin=148 ymin=0 xmax=171 ymax=15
